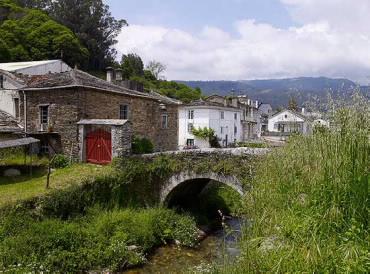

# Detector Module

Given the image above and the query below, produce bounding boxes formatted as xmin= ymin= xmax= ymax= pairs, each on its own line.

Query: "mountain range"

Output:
xmin=178 ymin=77 xmax=369 ymax=109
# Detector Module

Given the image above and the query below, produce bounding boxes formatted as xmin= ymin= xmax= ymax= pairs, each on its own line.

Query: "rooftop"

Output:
xmin=0 ymin=110 xmax=22 ymax=133
xmin=0 ymin=60 xmax=63 ymax=72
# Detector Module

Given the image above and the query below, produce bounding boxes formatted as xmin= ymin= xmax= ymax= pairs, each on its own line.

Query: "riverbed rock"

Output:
xmin=3 ymin=168 xmax=21 ymax=177
xmin=127 ymin=245 xmax=139 ymax=251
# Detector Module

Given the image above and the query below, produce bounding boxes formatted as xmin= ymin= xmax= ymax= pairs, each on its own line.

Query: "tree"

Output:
xmin=47 ymin=0 xmax=127 ymax=70
xmin=0 ymin=1 xmax=88 ymax=65
xmin=146 ymin=60 xmax=166 ymax=80
xmin=288 ymin=95 xmax=299 ymax=111
xmin=121 ymin=53 xmax=144 ymax=79
xmin=14 ymin=0 xmax=51 ymax=9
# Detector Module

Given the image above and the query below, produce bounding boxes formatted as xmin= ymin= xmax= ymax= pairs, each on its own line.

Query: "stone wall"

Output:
xmin=112 ymin=122 xmax=132 ymax=157
xmin=21 ymin=87 xmax=179 ymax=158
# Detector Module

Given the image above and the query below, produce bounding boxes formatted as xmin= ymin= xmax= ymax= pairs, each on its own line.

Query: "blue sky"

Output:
xmin=105 ymin=0 xmax=370 ymax=83
xmin=106 ymin=0 xmax=295 ymax=33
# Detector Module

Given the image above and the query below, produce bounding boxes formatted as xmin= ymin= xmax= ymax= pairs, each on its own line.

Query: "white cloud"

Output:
xmin=116 ymin=1 xmax=370 ymax=83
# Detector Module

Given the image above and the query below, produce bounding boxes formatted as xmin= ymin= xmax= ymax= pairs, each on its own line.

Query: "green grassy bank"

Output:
xmin=0 ymin=152 xmax=256 ymax=272
xmin=217 ymin=97 xmax=369 ymax=273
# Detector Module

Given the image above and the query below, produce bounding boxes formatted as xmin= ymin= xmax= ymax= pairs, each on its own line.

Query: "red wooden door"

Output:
xmin=86 ymin=129 xmax=112 ymax=164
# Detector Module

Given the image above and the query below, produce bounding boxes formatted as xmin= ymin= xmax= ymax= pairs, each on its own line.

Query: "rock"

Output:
xmin=3 ymin=168 xmax=21 ymax=177
xmin=197 ymin=228 xmax=207 ymax=241
xmin=127 ymin=245 xmax=139 ymax=251
xmin=174 ymin=240 xmax=181 ymax=246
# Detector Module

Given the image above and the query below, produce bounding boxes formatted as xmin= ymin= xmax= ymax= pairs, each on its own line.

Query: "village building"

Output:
xmin=267 ymin=109 xmax=312 ymax=135
xmin=258 ymin=103 xmax=273 ymax=134
xmin=0 ymin=60 xmax=180 ymax=163
xmin=178 ymin=95 xmax=243 ymax=149
xmin=237 ymin=96 xmax=262 ymax=140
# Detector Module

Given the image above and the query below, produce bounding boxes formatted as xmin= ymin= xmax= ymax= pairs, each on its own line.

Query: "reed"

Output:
xmin=219 ymin=93 xmax=369 ymax=273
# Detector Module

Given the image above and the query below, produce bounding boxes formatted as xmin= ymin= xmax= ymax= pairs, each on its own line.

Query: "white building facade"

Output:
xmin=268 ymin=109 xmax=311 ymax=134
xmin=178 ymin=102 xmax=243 ymax=149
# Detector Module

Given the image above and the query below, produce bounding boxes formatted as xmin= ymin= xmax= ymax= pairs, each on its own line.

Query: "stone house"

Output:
xmin=0 ymin=61 xmax=180 ymax=163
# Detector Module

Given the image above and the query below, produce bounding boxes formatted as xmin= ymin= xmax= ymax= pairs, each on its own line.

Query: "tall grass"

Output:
xmin=219 ymin=94 xmax=369 ymax=273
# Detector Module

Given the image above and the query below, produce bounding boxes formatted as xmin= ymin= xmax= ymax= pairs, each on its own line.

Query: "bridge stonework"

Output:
xmin=160 ymin=171 xmax=244 ymax=204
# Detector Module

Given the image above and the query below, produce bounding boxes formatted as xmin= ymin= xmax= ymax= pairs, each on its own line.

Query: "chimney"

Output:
xmin=115 ymin=68 xmax=123 ymax=81
xmin=106 ymin=67 xmax=114 ymax=82
xmin=302 ymin=108 xmax=305 ymax=115
xmin=255 ymin=100 xmax=259 ymax=108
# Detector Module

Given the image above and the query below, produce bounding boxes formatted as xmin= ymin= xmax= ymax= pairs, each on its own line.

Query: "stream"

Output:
xmin=125 ymin=218 xmax=244 ymax=274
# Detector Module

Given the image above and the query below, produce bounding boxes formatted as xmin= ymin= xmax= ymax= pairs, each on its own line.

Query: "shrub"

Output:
xmin=132 ymin=137 xmax=154 ymax=154
xmin=0 ymin=208 xmax=198 ymax=273
xmin=51 ymin=154 xmax=70 ymax=169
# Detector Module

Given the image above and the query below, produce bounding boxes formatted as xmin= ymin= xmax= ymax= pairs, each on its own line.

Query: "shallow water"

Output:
xmin=125 ymin=218 xmax=243 ymax=274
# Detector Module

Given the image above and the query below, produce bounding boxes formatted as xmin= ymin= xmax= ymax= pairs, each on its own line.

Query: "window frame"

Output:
xmin=39 ymin=105 xmax=49 ymax=125
xmin=161 ymin=114 xmax=169 ymax=129
xmin=188 ymin=110 xmax=194 ymax=120
xmin=13 ymin=98 xmax=20 ymax=119
xmin=220 ymin=111 xmax=225 ymax=120
xmin=119 ymin=104 xmax=129 ymax=120
xmin=187 ymin=123 xmax=194 ymax=133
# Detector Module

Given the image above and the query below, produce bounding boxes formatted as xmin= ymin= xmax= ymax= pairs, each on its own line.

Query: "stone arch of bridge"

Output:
xmin=161 ymin=171 xmax=244 ymax=206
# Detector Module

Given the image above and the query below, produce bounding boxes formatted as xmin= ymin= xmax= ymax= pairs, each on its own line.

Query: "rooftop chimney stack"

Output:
xmin=302 ymin=108 xmax=306 ymax=115
xmin=106 ymin=67 xmax=114 ymax=83
xmin=115 ymin=68 xmax=123 ymax=81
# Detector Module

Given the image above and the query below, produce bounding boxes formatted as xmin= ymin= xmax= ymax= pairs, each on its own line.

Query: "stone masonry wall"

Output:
xmin=21 ymin=87 xmax=178 ymax=157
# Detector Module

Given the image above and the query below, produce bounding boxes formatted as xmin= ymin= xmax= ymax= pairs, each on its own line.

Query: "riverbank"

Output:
xmin=217 ymin=98 xmax=369 ymax=273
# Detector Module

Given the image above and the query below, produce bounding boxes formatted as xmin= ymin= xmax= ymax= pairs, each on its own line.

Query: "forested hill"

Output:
xmin=0 ymin=0 xmax=125 ymax=71
xmin=178 ymin=77 xmax=367 ymax=109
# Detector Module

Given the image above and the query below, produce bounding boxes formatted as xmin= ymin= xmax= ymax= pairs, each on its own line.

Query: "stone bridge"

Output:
xmin=141 ymin=147 xmax=270 ymax=206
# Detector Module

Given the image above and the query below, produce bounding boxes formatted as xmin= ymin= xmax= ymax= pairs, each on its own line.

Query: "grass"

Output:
xmin=217 ymin=94 xmax=370 ymax=273
xmin=0 ymin=164 xmax=112 ymax=208
xmin=0 ymin=207 xmax=199 ymax=273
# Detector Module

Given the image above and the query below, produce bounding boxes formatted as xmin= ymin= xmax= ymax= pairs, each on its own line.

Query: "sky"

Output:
xmin=106 ymin=0 xmax=370 ymax=84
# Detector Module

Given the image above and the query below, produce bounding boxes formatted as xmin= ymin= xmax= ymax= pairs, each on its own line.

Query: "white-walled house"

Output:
xmin=0 ymin=60 xmax=71 ymax=117
xmin=268 ymin=109 xmax=312 ymax=134
xmin=178 ymin=98 xmax=243 ymax=149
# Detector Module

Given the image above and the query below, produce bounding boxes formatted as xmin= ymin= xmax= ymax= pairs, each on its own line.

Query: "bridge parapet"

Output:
xmin=143 ymin=147 xmax=270 ymax=158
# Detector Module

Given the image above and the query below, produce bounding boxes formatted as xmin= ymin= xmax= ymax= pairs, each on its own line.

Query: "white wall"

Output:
xmin=0 ymin=77 xmax=21 ymax=117
xmin=178 ymin=106 xmax=242 ymax=149
xmin=15 ymin=60 xmax=71 ymax=75
xmin=268 ymin=110 xmax=305 ymax=132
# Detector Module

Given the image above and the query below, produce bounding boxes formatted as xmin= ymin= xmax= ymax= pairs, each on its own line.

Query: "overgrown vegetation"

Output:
xmin=192 ymin=127 xmax=221 ymax=148
xmin=132 ymin=136 xmax=154 ymax=154
xmin=218 ymin=94 xmax=369 ymax=273
xmin=0 ymin=152 xmax=257 ymax=272
xmin=0 ymin=207 xmax=198 ymax=273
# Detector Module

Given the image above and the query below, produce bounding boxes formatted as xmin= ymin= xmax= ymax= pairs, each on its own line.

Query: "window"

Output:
xmin=284 ymin=114 xmax=288 ymax=119
xmin=161 ymin=114 xmax=168 ymax=129
xmin=40 ymin=105 xmax=49 ymax=124
xmin=0 ymin=75 xmax=4 ymax=89
xmin=188 ymin=123 xmax=194 ymax=133
xmin=221 ymin=127 xmax=224 ymax=134
xmin=220 ymin=111 xmax=225 ymax=119
xmin=120 ymin=105 xmax=129 ymax=120
xmin=186 ymin=139 xmax=195 ymax=146
xmin=13 ymin=98 xmax=20 ymax=118
xmin=188 ymin=110 xmax=194 ymax=119
xmin=234 ymin=126 xmax=238 ymax=134
xmin=234 ymin=113 xmax=238 ymax=120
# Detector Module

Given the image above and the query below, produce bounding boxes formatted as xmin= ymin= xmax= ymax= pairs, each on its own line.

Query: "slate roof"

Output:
xmin=20 ymin=69 xmax=181 ymax=105
xmin=184 ymin=98 xmax=240 ymax=109
xmin=0 ymin=110 xmax=23 ymax=133
xmin=0 ymin=137 xmax=39 ymax=149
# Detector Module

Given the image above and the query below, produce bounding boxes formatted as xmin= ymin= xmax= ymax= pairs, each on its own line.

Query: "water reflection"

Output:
xmin=125 ymin=218 xmax=243 ymax=274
